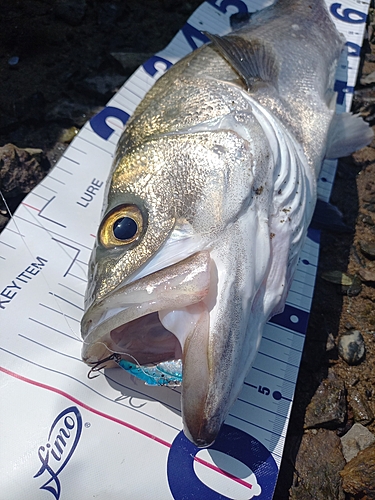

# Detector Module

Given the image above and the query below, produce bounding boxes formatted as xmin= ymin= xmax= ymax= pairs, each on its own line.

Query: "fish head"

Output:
xmin=81 ymin=97 xmax=310 ymax=446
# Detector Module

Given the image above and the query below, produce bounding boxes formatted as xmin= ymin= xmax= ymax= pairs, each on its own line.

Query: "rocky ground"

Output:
xmin=1 ymin=1 xmax=375 ymax=498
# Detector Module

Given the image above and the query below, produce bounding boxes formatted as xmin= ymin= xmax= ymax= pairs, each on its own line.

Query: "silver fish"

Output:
xmin=81 ymin=0 xmax=372 ymax=446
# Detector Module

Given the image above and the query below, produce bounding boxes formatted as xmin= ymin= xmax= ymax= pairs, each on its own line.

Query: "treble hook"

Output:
xmin=87 ymin=353 xmax=121 ymax=379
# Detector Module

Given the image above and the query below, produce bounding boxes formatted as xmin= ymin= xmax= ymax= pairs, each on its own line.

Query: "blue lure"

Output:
xmin=117 ymin=359 xmax=183 ymax=386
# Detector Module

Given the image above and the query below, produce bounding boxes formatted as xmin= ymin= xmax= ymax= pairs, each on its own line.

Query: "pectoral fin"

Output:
xmin=326 ymin=112 xmax=373 ymax=159
xmin=203 ymin=32 xmax=279 ymax=90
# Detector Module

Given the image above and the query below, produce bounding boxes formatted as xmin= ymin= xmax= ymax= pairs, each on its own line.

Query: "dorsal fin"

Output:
xmin=203 ymin=32 xmax=279 ymax=90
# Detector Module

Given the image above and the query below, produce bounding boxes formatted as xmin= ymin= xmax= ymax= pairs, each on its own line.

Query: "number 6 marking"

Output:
xmin=330 ymin=3 xmax=367 ymax=24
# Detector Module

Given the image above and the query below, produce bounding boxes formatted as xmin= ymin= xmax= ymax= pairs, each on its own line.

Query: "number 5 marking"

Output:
xmin=258 ymin=386 xmax=270 ymax=396
xmin=206 ymin=0 xmax=248 ymax=14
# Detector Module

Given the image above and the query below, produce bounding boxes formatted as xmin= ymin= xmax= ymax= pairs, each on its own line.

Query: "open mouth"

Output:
xmin=110 ymin=312 xmax=183 ymax=365
xmin=81 ymin=251 xmax=212 ymax=384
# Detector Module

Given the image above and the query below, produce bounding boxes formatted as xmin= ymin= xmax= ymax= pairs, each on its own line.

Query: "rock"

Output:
xmin=340 ymin=443 xmax=375 ymax=498
xmin=304 ymin=373 xmax=346 ymax=429
xmin=359 ymin=213 xmax=375 ymax=226
xmin=365 ymin=181 xmax=375 ymax=193
xmin=321 ymin=270 xmax=353 ymax=285
xmin=0 ymin=214 xmax=9 ymax=231
xmin=358 ymin=267 xmax=375 ymax=282
xmin=320 ymin=271 xmax=362 ymax=296
xmin=359 ymin=240 xmax=375 ymax=260
xmin=0 ymin=144 xmax=50 ymax=198
xmin=8 ymin=56 xmax=19 ymax=67
xmin=58 ymin=127 xmax=79 ymax=144
xmin=326 ymin=332 xmax=336 ymax=352
xmin=338 ymin=330 xmax=366 ymax=365
xmin=54 ymin=0 xmax=86 ymax=26
xmin=342 ymin=275 xmax=362 ymax=297
xmin=363 ymin=194 xmax=375 ymax=204
xmin=290 ymin=429 xmax=345 ymax=500
xmin=348 ymin=388 xmax=374 ymax=426
xmin=111 ymin=52 xmax=154 ymax=72
xmin=361 ymin=70 xmax=375 ymax=85
xmin=23 ymin=148 xmax=45 ymax=163
xmin=341 ymin=423 xmax=375 ymax=462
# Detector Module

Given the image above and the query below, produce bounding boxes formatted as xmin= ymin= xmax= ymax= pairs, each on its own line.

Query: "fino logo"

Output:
xmin=34 ymin=406 xmax=83 ymax=500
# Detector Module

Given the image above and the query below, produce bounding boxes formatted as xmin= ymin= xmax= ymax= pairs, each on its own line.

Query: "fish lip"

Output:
xmin=182 ymin=399 xmax=221 ymax=447
xmin=183 ymin=426 xmax=216 ymax=448
xmin=80 ymin=250 xmax=212 ymax=367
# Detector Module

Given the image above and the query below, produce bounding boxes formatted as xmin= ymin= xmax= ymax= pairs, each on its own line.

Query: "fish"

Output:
xmin=81 ymin=0 xmax=373 ymax=447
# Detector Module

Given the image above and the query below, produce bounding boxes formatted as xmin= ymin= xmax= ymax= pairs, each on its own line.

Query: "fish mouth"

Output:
xmin=108 ymin=311 xmax=183 ymax=366
xmin=81 ymin=251 xmax=217 ymax=446
xmin=81 ymin=250 xmax=212 ymax=366
xmin=81 ymin=250 xmax=217 ymax=445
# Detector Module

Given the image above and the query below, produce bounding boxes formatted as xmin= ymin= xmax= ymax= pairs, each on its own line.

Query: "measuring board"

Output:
xmin=0 ymin=1 xmax=370 ymax=499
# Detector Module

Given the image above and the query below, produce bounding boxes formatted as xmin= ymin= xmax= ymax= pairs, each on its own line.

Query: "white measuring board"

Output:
xmin=0 ymin=1 xmax=369 ymax=499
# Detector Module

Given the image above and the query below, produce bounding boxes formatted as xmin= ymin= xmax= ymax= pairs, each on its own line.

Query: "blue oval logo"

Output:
xmin=34 ymin=406 xmax=82 ymax=500
xmin=167 ymin=424 xmax=278 ymax=499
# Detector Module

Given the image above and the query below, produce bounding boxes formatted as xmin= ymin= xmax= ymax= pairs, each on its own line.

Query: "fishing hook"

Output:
xmin=87 ymin=353 xmax=121 ymax=379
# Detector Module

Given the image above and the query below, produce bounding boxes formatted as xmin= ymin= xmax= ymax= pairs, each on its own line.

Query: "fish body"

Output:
xmin=81 ymin=0 xmax=372 ymax=446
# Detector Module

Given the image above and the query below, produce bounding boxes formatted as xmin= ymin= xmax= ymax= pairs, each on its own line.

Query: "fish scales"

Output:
xmin=81 ymin=0 xmax=373 ymax=446
xmin=118 ymin=0 xmax=341 ymax=174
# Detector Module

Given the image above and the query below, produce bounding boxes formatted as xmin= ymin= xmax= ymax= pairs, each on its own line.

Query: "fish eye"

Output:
xmin=113 ymin=217 xmax=137 ymax=240
xmin=99 ymin=205 xmax=143 ymax=248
